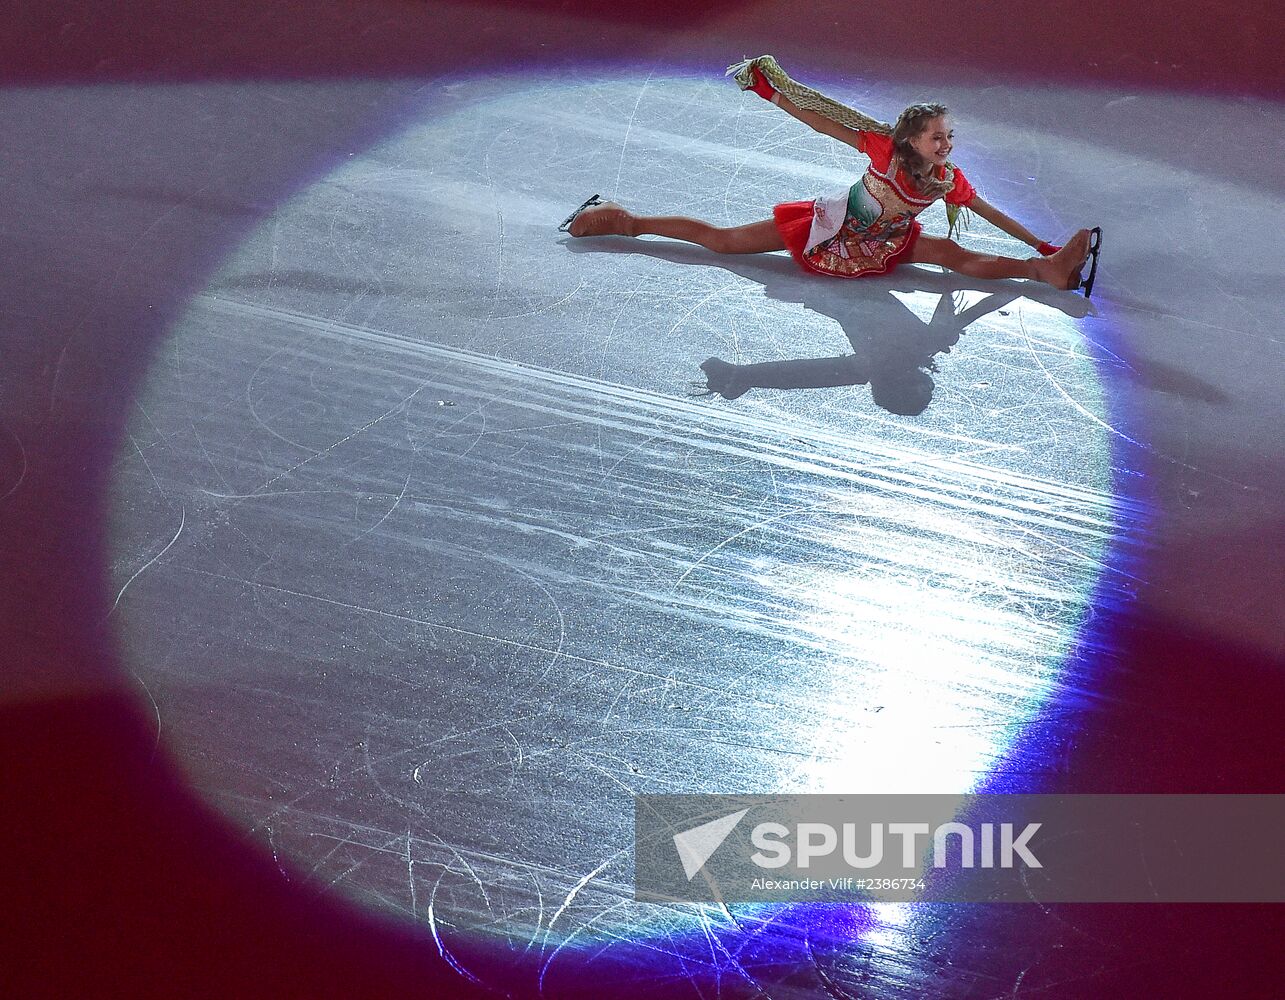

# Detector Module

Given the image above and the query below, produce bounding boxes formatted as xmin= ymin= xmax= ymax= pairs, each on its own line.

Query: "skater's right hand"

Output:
xmin=747 ymin=66 xmax=778 ymax=102
xmin=1037 ymin=241 xmax=1062 ymax=256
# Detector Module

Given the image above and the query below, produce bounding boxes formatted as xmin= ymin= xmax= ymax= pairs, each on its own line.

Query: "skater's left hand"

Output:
xmin=1037 ymin=241 xmax=1062 ymax=256
xmin=747 ymin=66 xmax=777 ymax=102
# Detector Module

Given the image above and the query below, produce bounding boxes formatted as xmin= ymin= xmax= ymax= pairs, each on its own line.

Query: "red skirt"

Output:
xmin=773 ymin=200 xmax=921 ymax=279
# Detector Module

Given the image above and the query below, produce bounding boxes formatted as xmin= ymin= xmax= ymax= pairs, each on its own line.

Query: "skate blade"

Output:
xmin=558 ymin=194 xmax=603 ymax=233
xmin=1078 ymin=227 xmax=1103 ymax=297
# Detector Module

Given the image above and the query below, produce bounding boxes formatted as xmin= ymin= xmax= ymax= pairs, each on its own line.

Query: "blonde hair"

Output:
xmin=892 ymin=103 xmax=954 ymax=198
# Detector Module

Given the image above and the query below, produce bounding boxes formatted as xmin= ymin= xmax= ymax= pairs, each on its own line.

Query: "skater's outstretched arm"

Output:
xmin=742 ymin=65 xmax=865 ymax=151
xmin=968 ymin=196 xmax=1051 ymax=251
xmin=769 ymin=92 xmax=866 ymax=151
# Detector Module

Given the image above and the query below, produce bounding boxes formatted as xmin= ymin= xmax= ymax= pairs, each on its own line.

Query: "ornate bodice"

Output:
xmin=857 ymin=159 xmax=957 ymax=225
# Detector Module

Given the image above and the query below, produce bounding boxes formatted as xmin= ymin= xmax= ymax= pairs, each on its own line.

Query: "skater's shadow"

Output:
xmin=563 ymin=237 xmax=1091 ymax=415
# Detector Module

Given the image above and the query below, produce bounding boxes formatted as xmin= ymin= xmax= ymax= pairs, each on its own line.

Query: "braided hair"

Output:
xmin=892 ymin=103 xmax=954 ymax=199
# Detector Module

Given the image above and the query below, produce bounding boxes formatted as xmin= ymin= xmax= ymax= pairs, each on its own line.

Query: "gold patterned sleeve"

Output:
xmin=726 ymin=56 xmax=893 ymax=136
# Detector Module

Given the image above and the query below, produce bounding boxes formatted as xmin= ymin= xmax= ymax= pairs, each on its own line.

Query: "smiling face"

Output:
xmin=908 ymin=115 xmax=953 ymax=167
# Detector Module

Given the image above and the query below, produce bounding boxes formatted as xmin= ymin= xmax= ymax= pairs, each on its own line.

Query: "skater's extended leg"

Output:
xmin=909 ymin=230 xmax=1090 ymax=288
xmin=632 ymin=216 xmax=785 ymax=254
xmin=569 ymin=201 xmax=783 ymax=254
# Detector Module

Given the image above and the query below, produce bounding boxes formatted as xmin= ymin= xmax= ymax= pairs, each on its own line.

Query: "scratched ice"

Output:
xmin=103 ymin=69 xmax=1279 ymax=996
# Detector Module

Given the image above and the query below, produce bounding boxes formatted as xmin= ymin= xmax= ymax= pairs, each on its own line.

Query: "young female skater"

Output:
xmin=562 ymin=57 xmax=1099 ymax=293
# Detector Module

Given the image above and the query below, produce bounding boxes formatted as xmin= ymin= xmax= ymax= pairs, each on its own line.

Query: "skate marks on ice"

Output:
xmin=109 ymin=288 xmax=1134 ymax=984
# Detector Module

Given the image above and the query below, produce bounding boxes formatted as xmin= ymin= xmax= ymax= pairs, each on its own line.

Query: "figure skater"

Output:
xmin=561 ymin=56 xmax=1101 ymax=295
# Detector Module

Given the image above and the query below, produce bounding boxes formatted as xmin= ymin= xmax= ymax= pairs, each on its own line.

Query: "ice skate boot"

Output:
xmin=1038 ymin=229 xmax=1093 ymax=292
xmin=558 ymin=194 xmax=603 ymax=233
xmin=565 ymin=200 xmax=634 ymax=238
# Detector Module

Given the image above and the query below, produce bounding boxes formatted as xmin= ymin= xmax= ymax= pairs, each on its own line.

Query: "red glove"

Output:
xmin=1037 ymin=241 xmax=1061 ymax=256
xmin=747 ymin=66 xmax=777 ymax=102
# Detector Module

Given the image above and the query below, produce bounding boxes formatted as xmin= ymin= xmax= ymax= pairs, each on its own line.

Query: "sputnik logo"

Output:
xmin=672 ymin=808 xmax=749 ymax=880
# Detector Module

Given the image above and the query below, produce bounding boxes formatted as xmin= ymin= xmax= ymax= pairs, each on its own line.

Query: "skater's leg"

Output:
xmin=908 ymin=235 xmax=1037 ymax=279
xmin=632 ymin=216 xmax=785 ymax=254
xmin=569 ymin=201 xmax=784 ymax=254
xmin=909 ymin=230 xmax=1090 ymax=288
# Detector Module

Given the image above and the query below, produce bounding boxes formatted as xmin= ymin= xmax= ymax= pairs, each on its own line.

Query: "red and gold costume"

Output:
xmin=774 ymin=133 xmax=976 ymax=278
